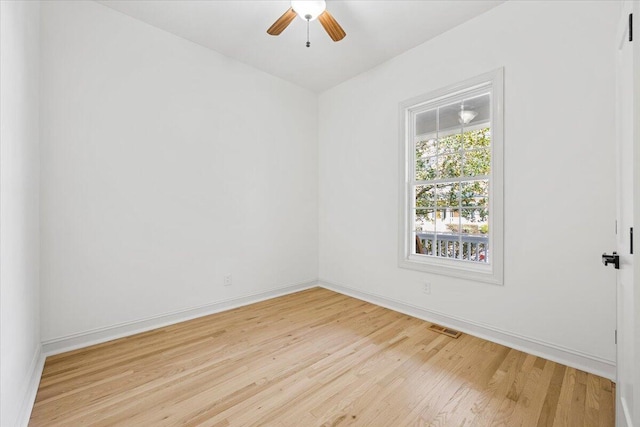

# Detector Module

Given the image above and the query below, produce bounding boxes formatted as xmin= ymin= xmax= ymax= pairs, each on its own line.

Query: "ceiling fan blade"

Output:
xmin=267 ymin=7 xmax=297 ymax=36
xmin=318 ymin=10 xmax=346 ymax=42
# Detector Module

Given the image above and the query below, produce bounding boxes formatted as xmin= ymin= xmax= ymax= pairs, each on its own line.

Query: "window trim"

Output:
xmin=398 ymin=68 xmax=504 ymax=285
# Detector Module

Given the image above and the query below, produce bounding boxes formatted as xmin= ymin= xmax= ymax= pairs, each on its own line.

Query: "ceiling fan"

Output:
xmin=267 ymin=1 xmax=346 ymax=47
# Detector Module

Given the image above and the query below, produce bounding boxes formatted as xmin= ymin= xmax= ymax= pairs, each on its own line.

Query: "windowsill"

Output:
xmin=398 ymin=255 xmax=503 ymax=285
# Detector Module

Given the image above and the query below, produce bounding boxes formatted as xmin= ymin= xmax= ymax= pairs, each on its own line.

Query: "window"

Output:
xmin=398 ymin=69 xmax=504 ymax=284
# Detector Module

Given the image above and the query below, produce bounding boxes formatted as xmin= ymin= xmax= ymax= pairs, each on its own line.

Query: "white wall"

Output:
xmin=40 ymin=1 xmax=318 ymax=342
xmin=0 ymin=0 xmax=42 ymax=425
xmin=319 ymin=1 xmax=619 ymax=368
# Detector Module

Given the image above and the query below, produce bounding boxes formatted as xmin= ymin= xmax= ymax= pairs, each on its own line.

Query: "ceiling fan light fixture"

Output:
xmin=291 ymin=0 xmax=326 ymax=21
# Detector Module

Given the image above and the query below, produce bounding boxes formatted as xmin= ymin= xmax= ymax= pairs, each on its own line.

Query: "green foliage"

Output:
xmin=415 ymin=128 xmax=491 ymax=222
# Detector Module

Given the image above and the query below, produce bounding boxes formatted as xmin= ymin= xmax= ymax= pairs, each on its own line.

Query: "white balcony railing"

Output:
xmin=416 ymin=232 xmax=489 ymax=263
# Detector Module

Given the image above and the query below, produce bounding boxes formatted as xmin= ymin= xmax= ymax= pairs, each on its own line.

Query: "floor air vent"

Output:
xmin=428 ymin=324 xmax=462 ymax=338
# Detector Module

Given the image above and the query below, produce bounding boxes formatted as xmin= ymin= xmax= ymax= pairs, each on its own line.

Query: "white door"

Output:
xmin=614 ymin=2 xmax=637 ymax=426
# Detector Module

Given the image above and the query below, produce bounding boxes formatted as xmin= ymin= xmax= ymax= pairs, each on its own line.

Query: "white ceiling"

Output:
xmin=97 ymin=0 xmax=505 ymax=93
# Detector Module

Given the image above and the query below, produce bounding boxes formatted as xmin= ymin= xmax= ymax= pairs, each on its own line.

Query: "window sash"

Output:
xmin=410 ymin=107 xmax=492 ymax=263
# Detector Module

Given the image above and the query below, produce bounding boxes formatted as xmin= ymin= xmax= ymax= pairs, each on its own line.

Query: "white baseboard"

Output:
xmin=42 ymin=281 xmax=317 ymax=356
xmin=15 ymin=344 xmax=45 ymax=427
xmin=319 ymin=279 xmax=616 ymax=381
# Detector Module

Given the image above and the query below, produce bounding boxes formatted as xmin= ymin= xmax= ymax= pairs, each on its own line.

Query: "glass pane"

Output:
xmin=438 ymin=100 xmax=464 ymax=141
xmin=437 ymin=133 xmax=462 ymax=154
xmin=415 ymin=185 xmax=435 ymax=208
xmin=462 ymin=240 xmax=489 ymax=262
xmin=415 ymin=209 xmax=435 ymax=256
xmin=435 ymin=207 xmax=461 ymax=259
xmin=480 ymin=242 xmax=489 ymax=263
xmin=415 ymin=233 xmax=434 ymax=256
xmin=416 ymin=138 xmax=438 ymax=158
xmin=415 ymin=155 xmax=437 ymax=181
xmin=460 ymin=180 xmax=489 ymax=207
xmin=435 ymin=236 xmax=461 ymax=259
xmin=438 ymin=153 xmax=462 ymax=179
xmin=463 ymin=148 xmax=490 ymax=177
xmin=436 ymin=183 xmax=459 ymax=208
xmin=461 ymin=208 xmax=489 ymax=226
xmin=460 ymin=93 xmax=490 ymax=128
xmin=415 ymin=108 xmax=437 ymax=136
xmin=463 ymin=127 xmax=491 ymax=151
xmin=414 ymin=209 xmax=436 ymax=232
xmin=436 ymin=208 xmax=460 ymax=235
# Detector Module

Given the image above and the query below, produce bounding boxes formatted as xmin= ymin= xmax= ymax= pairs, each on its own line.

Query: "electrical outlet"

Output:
xmin=423 ymin=282 xmax=431 ymax=294
xmin=223 ymin=274 xmax=232 ymax=286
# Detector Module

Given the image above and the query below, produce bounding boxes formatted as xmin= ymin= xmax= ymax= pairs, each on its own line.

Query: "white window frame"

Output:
xmin=398 ymin=68 xmax=504 ymax=285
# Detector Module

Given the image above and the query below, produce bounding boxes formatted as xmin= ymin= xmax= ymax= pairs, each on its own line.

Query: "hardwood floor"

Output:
xmin=30 ymin=288 xmax=615 ymax=426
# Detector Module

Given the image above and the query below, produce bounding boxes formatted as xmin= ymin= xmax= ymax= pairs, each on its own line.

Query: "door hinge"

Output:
xmin=615 ymin=329 xmax=617 ymax=344
xmin=630 ymin=13 xmax=633 ymax=42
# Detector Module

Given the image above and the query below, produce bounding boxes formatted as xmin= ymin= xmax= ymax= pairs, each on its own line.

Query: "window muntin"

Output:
xmin=399 ymin=69 xmax=503 ymax=284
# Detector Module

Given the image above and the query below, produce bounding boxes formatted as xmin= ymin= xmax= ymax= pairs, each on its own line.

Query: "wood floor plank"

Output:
xmin=570 ymin=370 xmax=588 ymax=427
xmin=552 ymin=367 xmax=578 ymax=427
xmin=468 ymin=349 xmax=527 ymax=425
xmin=536 ymin=363 xmax=567 ymax=426
xmin=29 ymin=288 xmax=615 ymax=426
xmin=487 ymin=353 xmax=538 ymax=426
xmin=585 ymin=373 xmax=602 ymax=427
xmin=599 ymin=379 xmax=616 ymax=427
xmin=518 ymin=359 xmax=556 ymax=427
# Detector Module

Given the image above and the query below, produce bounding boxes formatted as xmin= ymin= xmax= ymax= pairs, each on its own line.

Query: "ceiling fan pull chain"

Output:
xmin=306 ymin=15 xmax=311 ymax=47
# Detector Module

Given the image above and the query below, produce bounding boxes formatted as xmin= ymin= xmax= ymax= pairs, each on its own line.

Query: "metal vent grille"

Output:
xmin=428 ymin=323 xmax=462 ymax=338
